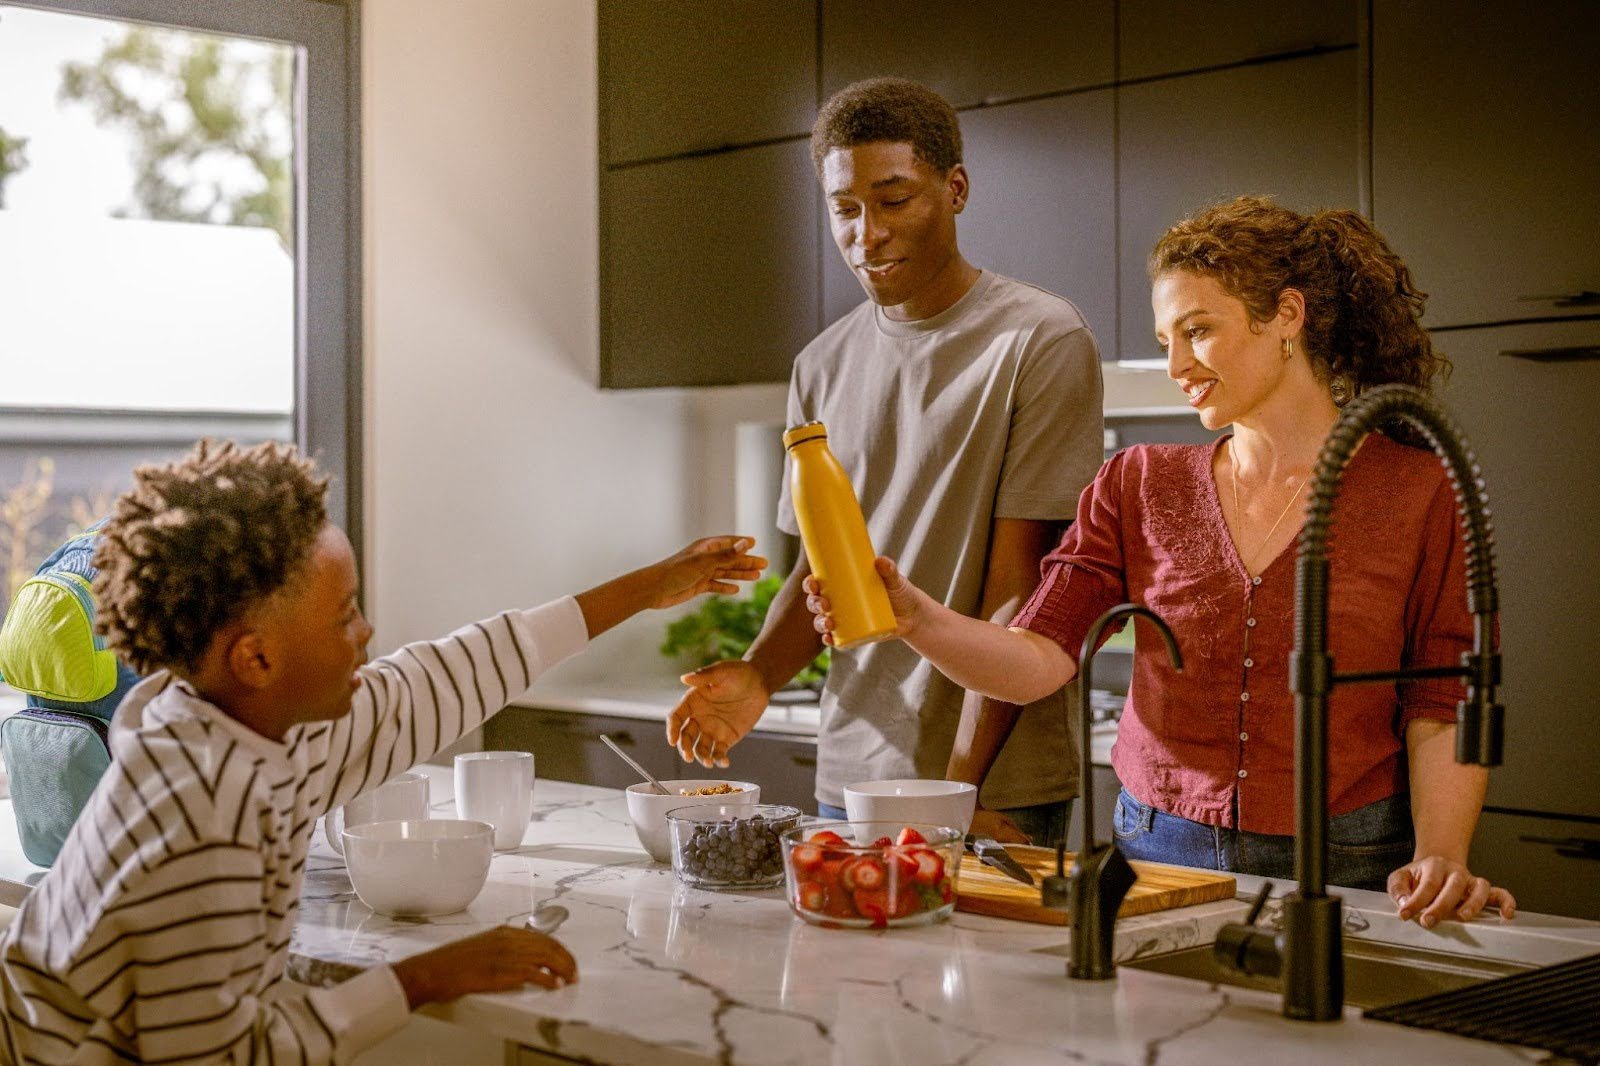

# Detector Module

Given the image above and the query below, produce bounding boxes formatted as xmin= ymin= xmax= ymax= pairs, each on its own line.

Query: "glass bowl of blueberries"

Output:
xmin=667 ymin=803 xmax=803 ymax=890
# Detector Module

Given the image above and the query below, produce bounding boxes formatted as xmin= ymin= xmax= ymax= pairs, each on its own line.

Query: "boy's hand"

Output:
xmin=645 ymin=536 xmax=768 ymax=609
xmin=803 ymin=556 xmax=921 ymax=645
xmin=666 ymin=660 xmax=769 ymax=767
xmin=391 ymin=927 xmax=578 ymax=1008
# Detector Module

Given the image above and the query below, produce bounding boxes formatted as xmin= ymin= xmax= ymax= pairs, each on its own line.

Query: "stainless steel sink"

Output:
xmin=1121 ymin=938 xmax=1533 ymax=1010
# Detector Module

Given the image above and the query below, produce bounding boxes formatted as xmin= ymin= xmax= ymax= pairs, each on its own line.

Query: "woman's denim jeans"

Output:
xmin=1110 ymin=788 xmax=1414 ymax=891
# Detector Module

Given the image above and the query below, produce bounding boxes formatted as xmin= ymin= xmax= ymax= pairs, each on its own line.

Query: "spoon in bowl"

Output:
xmin=599 ymin=733 xmax=670 ymax=795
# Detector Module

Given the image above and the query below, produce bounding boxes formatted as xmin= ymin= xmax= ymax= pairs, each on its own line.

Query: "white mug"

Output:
xmin=454 ymin=751 xmax=535 ymax=850
xmin=324 ymin=771 xmax=430 ymax=857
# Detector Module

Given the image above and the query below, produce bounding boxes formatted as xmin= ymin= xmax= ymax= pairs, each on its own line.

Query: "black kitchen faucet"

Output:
xmin=1210 ymin=383 xmax=1505 ymax=1021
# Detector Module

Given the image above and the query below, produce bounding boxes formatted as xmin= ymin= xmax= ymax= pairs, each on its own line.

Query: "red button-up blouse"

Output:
xmin=1012 ymin=433 xmax=1476 ymax=835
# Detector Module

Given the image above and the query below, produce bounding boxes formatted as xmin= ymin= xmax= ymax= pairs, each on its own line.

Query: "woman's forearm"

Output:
xmin=1407 ymin=719 xmax=1489 ymax=864
xmin=902 ymin=595 xmax=1077 ymax=704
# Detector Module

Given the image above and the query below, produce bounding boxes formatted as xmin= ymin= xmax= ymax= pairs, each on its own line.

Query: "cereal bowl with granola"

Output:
xmin=626 ymin=779 xmax=759 ymax=862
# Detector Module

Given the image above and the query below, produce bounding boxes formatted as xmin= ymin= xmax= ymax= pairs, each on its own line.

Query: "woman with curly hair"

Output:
xmin=0 ymin=438 xmax=766 ymax=1064
xmin=806 ymin=196 xmax=1515 ymax=926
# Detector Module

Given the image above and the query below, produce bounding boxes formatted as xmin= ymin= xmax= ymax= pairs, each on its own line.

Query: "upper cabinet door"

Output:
xmin=821 ymin=0 xmax=1114 ymax=108
xmin=601 ymin=0 xmax=816 ymax=165
xmin=1116 ymin=51 xmax=1361 ymax=360
xmin=1117 ymin=0 xmax=1357 ymax=81
xmin=1373 ymin=0 xmax=1600 ymax=329
xmin=959 ymin=91 xmax=1117 ymax=357
xmin=602 ymin=140 xmax=819 ymax=389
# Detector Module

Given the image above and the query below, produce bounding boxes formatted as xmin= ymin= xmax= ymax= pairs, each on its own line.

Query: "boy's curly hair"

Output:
xmin=92 ymin=439 xmax=330 ymax=676
xmin=811 ymin=76 xmax=962 ymax=177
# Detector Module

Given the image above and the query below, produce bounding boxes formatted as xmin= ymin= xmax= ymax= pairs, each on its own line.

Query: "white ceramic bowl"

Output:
xmin=342 ymin=819 xmax=494 ymax=917
xmin=842 ymin=779 xmax=978 ymax=836
xmin=626 ymin=780 xmax=759 ymax=862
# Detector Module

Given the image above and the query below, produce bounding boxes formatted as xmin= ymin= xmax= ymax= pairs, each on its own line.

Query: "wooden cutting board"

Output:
xmin=955 ymin=844 xmax=1236 ymax=925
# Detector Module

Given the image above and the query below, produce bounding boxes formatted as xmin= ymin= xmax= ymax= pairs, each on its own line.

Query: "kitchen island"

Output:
xmin=276 ymin=765 xmax=1598 ymax=1065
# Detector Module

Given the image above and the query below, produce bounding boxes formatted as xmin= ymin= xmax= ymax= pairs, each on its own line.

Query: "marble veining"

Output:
xmin=288 ymin=766 xmax=1596 ymax=1065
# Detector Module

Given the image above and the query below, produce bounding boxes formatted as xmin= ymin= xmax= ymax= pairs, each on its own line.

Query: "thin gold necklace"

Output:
xmin=1229 ymin=438 xmax=1310 ymax=575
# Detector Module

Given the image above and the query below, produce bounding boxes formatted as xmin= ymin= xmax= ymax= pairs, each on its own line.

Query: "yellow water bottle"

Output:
xmin=782 ymin=422 xmax=897 ymax=648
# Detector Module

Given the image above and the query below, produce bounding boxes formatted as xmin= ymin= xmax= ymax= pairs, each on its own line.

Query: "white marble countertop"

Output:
xmin=279 ymin=765 xmax=1599 ymax=1065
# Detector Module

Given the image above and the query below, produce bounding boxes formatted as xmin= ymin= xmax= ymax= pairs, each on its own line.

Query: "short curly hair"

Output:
xmin=811 ymin=76 xmax=962 ymax=177
xmin=1149 ymin=195 xmax=1449 ymax=397
xmin=93 ymin=439 xmax=330 ymax=676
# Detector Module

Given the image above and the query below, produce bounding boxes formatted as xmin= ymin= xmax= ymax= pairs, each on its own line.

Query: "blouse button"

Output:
xmin=1246 ymin=617 xmax=1257 ymax=628
xmin=1237 ymin=769 xmax=1249 ymax=779
xmin=1240 ymin=731 xmax=1250 ymax=742
xmin=1244 ymin=657 xmax=1255 ymax=668
xmin=1252 ymin=576 xmax=1262 ymax=586
xmin=1240 ymin=691 xmax=1251 ymax=702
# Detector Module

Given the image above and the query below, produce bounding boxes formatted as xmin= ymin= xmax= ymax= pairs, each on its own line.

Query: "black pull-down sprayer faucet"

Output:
xmin=1211 ymin=383 xmax=1505 ymax=1021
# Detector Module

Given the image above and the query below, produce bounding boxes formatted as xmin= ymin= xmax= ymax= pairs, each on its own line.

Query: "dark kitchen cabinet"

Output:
xmin=602 ymin=140 xmax=820 ymax=388
xmin=1433 ymin=319 xmax=1600 ymax=822
xmin=820 ymin=0 xmax=1114 ymax=109
xmin=1116 ymin=50 xmax=1361 ymax=358
xmin=1117 ymin=0 xmax=1357 ymax=81
xmin=600 ymin=0 xmax=816 ymax=165
xmin=485 ymin=706 xmax=820 ymax=813
xmin=1371 ymin=0 xmax=1600 ymax=329
xmin=1469 ymin=811 xmax=1599 ymax=921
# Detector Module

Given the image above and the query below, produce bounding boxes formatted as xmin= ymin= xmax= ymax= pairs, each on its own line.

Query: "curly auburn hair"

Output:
xmin=811 ymin=76 xmax=962 ymax=177
xmin=1149 ymin=195 xmax=1449 ymax=397
xmin=92 ymin=439 xmax=330 ymax=676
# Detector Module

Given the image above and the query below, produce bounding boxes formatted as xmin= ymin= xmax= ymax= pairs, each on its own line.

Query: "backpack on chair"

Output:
xmin=0 ymin=522 xmax=141 ymax=866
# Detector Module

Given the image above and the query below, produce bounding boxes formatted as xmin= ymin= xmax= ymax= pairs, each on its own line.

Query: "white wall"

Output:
xmin=362 ymin=0 xmax=785 ymax=686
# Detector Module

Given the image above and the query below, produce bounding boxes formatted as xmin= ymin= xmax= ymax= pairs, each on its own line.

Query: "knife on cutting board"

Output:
xmin=965 ymin=834 xmax=1036 ymax=885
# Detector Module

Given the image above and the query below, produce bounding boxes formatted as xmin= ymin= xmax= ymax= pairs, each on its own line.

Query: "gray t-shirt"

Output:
xmin=777 ymin=271 xmax=1105 ymax=811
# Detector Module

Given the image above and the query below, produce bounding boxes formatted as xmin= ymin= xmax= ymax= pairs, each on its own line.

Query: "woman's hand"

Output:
xmin=1388 ymin=856 xmax=1516 ymax=927
xmin=644 ymin=536 xmax=768 ymax=609
xmin=803 ymin=556 xmax=922 ymax=645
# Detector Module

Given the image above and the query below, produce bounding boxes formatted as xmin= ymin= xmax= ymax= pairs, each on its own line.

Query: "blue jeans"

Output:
xmin=817 ymin=799 xmax=1074 ymax=850
xmin=1110 ymin=787 xmax=1414 ymax=892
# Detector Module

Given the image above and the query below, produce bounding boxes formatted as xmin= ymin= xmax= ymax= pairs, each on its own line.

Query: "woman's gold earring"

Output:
xmin=1282 ymin=338 xmax=1295 ymax=362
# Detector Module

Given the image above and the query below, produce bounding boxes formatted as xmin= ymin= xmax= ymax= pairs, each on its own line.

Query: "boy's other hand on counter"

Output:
xmin=1388 ymin=856 xmax=1517 ymax=927
xmin=392 ymin=927 xmax=578 ymax=1007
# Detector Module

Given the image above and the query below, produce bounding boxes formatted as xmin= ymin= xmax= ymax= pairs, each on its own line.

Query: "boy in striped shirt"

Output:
xmin=0 ymin=439 xmax=765 ymax=1064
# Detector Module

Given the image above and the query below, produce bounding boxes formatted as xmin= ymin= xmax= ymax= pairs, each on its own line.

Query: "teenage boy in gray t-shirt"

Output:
xmin=666 ymin=77 xmax=1103 ymax=845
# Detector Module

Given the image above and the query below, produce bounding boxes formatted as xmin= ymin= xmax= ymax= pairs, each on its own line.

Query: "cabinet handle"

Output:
xmin=1519 ymin=834 xmax=1600 ymax=862
xmin=1516 ymin=290 xmax=1600 ymax=308
xmin=606 ymin=730 xmax=637 ymax=747
xmin=1500 ymin=346 xmax=1600 ymax=363
xmin=791 ymin=754 xmax=817 ymax=768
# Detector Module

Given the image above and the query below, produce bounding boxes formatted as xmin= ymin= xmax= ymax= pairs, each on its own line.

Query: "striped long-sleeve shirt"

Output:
xmin=0 ymin=597 xmax=588 ymax=1065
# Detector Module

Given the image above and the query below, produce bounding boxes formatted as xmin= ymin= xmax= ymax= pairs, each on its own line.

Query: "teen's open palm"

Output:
xmin=666 ymin=660 xmax=768 ymax=767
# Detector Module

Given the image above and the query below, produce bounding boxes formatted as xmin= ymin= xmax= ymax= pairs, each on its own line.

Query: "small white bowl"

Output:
xmin=842 ymin=779 xmax=978 ymax=836
xmin=626 ymin=780 xmax=759 ymax=862
xmin=343 ymin=819 xmax=494 ymax=917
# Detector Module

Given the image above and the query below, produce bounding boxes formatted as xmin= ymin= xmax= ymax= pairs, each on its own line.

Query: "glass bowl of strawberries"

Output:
xmin=780 ymin=821 xmax=962 ymax=929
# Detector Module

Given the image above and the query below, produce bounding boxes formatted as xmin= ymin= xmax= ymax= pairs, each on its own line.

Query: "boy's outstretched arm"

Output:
xmin=316 ymin=537 xmax=766 ymax=817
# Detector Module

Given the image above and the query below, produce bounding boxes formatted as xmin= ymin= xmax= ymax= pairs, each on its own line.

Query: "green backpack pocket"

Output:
xmin=0 ymin=569 xmax=118 ymax=704
xmin=0 ymin=708 xmax=112 ymax=867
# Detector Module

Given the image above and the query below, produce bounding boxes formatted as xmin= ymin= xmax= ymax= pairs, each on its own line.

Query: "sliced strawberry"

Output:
xmin=884 ymin=847 xmax=919 ymax=882
xmin=818 ymin=858 xmax=847 ymax=885
xmin=869 ymin=836 xmax=893 ymax=849
xmin=795 ymin=881 xmax=828 ymax=913
xmin=894 ymin=827 xmax=927 ymax=847
xmin=790 ymin=843 xmax=825 ymax=876
xmin=823 ymin=885 xmax=858 ymax=919
xmin=837 ymin=857 xmax=864 ymax=891
xmin=848 ymin=857 xmax=885 ymax=891
xmin=852 ymin=887 xmax=890 ymax=927
xmin=808 ymin=829 xmax=846 ymax=847
xmin=889 ymin=884 xmax=919 ymax=919
xmin=911 ymin=848 xmax=945 ymax=885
